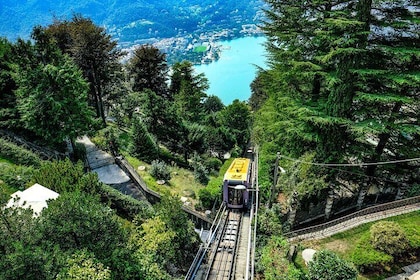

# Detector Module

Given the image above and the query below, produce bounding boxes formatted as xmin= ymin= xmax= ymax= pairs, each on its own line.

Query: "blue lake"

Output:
xmin=194 ymin=36 xmax=267 ymax=105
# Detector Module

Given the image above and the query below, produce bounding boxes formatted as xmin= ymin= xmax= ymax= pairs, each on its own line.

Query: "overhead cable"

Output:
xmin=278 ymin=154 xmax=420 ymax=167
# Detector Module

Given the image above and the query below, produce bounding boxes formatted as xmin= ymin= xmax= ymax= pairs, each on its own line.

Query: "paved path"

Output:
xmin=288 ymin=202 xmax=420 ymax=242
xmin=77 ymin=136 xmax=130 ymax=185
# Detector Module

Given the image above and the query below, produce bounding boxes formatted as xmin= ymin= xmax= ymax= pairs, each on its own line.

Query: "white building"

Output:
xmin=6 ymin=183 xmax=59 ymax=216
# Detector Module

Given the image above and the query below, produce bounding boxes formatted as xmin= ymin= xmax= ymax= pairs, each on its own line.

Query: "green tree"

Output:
xmin=38 ymin=192 xmax=126 ymax=261
xmin=57 ymin=249 xmax=111 ymax=280
xmin=220 ymin=99 xmax=252 ymax=150
xmin=370 ymin=221 xmax=410 ymax=256
xmin=15 ymin=55 xmax=94 ymax=146
xmin=46 ymin=15 xmax=123 ymax=125
xmin=203 ymin=95 xmax=224 ymax=114
xmin=0 ymin=38 xmax=19 ymax=129
xmin=258 ymin=236 xmax=303 ymax=280
xmin=255 ymin=0 xmax=419 ymax=204
xmin=307 ymin=250 xmax=358 ymax=280
xmin=130 ymin=117 xmax=159 ymax=162
xmin=129 ymin=44 xmax=169 ymax=97
xmin=31 ymin=159 xmax=85 ymax=194
xmin=155 ymin=195 xmax=200 ymax=270
xmin=170 ymin=61 xmax=208 ymax=122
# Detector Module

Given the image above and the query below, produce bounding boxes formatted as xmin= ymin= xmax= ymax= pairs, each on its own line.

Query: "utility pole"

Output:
xmin=269 ymin=152 xmax=280 ymax=207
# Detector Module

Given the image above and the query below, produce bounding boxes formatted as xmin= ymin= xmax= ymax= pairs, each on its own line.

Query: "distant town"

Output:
xmin=120 ymin=24 xmax=263 ymax=65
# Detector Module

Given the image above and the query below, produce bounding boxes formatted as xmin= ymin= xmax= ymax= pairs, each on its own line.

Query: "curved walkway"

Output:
xmin=287 ymin=200 xmax=420 ymax=242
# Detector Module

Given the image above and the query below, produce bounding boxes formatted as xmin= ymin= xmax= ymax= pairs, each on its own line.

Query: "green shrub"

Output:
xmin=0 ymin=138 xmax=42 ymax=167
xmin=0 ymin=164 xmax=34 ymax=191
xmin=194 ymin=163 xmax=209 ymax=185
xmin=370 ymin=221 xmax=410 ymax=256
xmin=349 ymin=232 xmax=393 ymax=272
xmin=98 ymin=183 xmax=154 ymax=220
xmin=308 ymin=250 xmax=358 ymax=280
xmin=150 ymin=160 xmax=171 ymax=181
xmin=204 ymin=157 xmax=222 ymax=173
xmin=198 ymin=158 xmax=233 ymax=209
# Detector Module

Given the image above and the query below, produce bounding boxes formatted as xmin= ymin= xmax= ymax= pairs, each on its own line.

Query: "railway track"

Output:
xmin=204 ymin=210 xmax=242 ymax=280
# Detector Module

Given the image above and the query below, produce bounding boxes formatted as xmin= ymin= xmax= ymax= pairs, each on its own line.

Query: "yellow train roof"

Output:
xmin=224 ymin=158 xmax=251 ymax=181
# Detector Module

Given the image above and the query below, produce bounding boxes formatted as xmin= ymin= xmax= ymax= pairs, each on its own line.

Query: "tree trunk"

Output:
xmin=365 ymin=102 xmax=402 ymax=177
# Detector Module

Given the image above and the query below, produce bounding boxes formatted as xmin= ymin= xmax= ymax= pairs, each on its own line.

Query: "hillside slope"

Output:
xmin=0 ymin=0 xmax=265 ymax=43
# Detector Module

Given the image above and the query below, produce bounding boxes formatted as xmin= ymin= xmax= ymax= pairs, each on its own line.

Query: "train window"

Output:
xmin=228 ymin=187 xmax=243 ymax=206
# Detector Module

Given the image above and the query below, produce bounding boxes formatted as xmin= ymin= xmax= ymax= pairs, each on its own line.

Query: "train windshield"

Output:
xmin=228 ymin=185 xmax=246 ymax=206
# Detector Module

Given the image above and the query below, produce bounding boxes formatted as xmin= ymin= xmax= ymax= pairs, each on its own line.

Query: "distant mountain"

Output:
xmin=0 ymin=0 xmax=265 ymax=45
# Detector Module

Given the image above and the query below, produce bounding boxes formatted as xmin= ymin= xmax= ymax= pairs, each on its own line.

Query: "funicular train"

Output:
xmin=222 ymin=157 xmax=252 ymax=210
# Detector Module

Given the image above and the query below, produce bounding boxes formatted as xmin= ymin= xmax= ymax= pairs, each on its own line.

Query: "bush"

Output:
xmin=350 ymin=231 xmax=393 ymax=272
xmin=308 ymin=250 xmax=358 ymax=280
xmin=370 ymin=221 xmax=410 ymax=256
xmin=150 ymin=160 xmax=171 ymax=181
xmin=98 ymin=183 xmax=154 ymax=220
xmin=198 ymin=158 xmax=233 ymax=209
xmin=130 ymin=118 xmax=158 ymax=162
xmin=257 ymin=236 xmax=304 ymax=280
xmin=0 ymin=164 xmax=34 ymax=191
xmin=0 ymin=138 xmax=42 ymax=167
xmin=194 ymin=163 xmax=209 ymax=185
xmin=204 ymin=157 xmax=222 ymax=173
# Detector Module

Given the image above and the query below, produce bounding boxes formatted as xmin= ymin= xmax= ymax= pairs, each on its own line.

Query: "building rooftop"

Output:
xmin=6 ymin=183 xmax=59 ymax=216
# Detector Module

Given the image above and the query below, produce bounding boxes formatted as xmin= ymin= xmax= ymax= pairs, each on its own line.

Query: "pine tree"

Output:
xmin=255 ymin=0 xmax=419 ymax=200
xmin=46 ymin=15 xmax=123 ymax=126
xmin=130 ymin=117 xmax=158 ymax=162
xmin=129 ymin=45 xmax=169 ymax=98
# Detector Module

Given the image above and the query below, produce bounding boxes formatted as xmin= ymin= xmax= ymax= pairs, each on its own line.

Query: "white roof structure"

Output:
xmin=6 ymin=183 xmax=59 ymax=216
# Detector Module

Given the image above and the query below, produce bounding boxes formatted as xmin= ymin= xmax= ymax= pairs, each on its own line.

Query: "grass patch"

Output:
xmin=124 ymin=154 xmax=206 ymax=208
xmin=193 ymin=45 xmax=207 ymax=53
xmin=294 ymin=211 xmax=420 ymax=279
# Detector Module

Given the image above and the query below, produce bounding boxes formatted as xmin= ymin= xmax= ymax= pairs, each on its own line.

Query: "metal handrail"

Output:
xmin=284 ymin=195 xmax=420 ymax=238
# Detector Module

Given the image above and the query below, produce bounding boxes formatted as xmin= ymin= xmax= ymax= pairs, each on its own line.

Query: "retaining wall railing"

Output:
xmin=283 ymin=195 xmax=420 ymax=239
xmin=0 ymin=129 xmax=66 ymax=160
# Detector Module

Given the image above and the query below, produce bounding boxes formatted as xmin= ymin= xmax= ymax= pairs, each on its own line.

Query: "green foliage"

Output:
xmin=46 ymin=15 xmax=123 ymax=125
xmin=31 ymin=159 xmax=85 ymax=193
xmin=130 ymin=195 xmax=200 ymax=276
xmin=98 ymin=182 xmax=153 ymax=221
xmin=191 ymin=154 xmax=210 ymax=185
xmin=16 ymin=56 xmax=95 ymax=146
xmin=203 ymin=157 xmax=223 ymax=174
xmin=203 ymin=95 xmax=224 ymax=114
xmin=219 ymin=99 xmax=252 ymax=151
xmin=0 ymin=138 xmax=42 ymax=167
xmin=198 ymin=158 xmax=233 ymax=209
xmin=39 ymin=192 xmax=126 ymax=261
xmin=308 ymin=250 xmax=358 ymax=280
xmin=349 ymin=231 xmax=393 ymax=272
xmin=130 ymin=117 xmax=158 ymax=162
xmin=258 ymin=236 xmax=303 ymax=280
xmin=170 ymin=61 xmax=208 ymax=122
xmin=0 ymin=38 xmax=19 ymax=129
xmin=129 ymin=44 xmax=168 ymax=97
xmin=0 ymin=163 xmax=34 ymax=191
xmin=279 ymin=153 xmax=328 ymax=199
xmin=255 ymin=0 xmax=420 ymax=202
xmin=370 ymin=221 xmax=411 ymax=256
xmin=57 ymin=249 xmax=111 ymax=280
xmin=257 ymin=204 xmax=283 ymax=240
xmin=407 ymin=184 xmax=420 ymax=197
xmin=150 ymin=160 xmax=171 ymax=181
xmin=155 ymin=195 xmax=200 ymax=270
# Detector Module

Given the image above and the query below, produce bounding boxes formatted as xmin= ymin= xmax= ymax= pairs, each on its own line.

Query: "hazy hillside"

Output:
xmin=0 ymin=0 xmax=265 ymax=44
